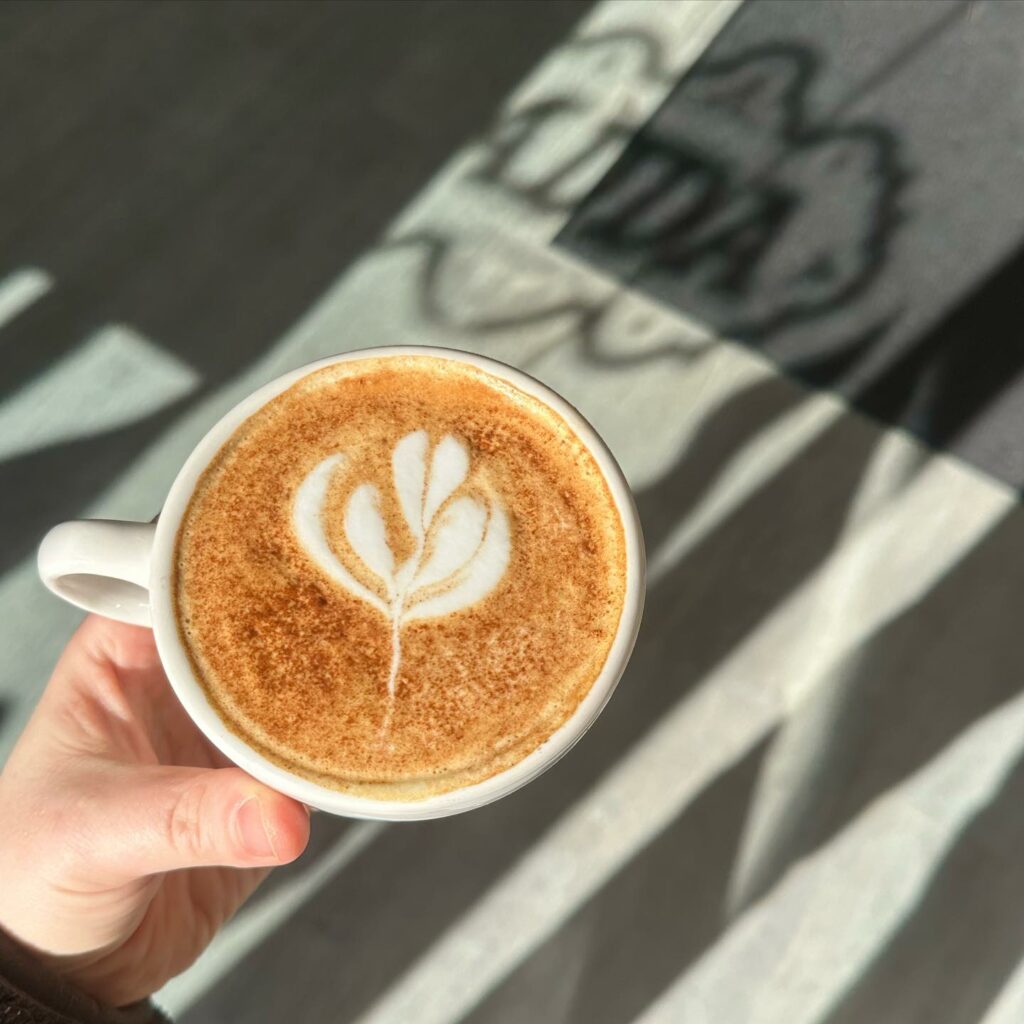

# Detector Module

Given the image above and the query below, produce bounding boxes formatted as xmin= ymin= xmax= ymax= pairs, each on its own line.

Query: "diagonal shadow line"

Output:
xmin=433 ymin=387 xmax=1024 ymax=1021
xmin=0 ymin=391 xmax=200 ymax=576
xmin=459 ymin=736 xmax=776 ymax=1024
xmin=226 ymin=814 xmax=365 ymax=915
xmin=732 ymin=503 xmax=1024 ymax=909
xmin=451 ymin=450 xmax=1024 ymax=1024
xmin=821 ymin=741 xmax=1024 ymax=1024
xmin=756 ymin=235 xmax=1024 ymax=496
xmin=849 ymin=238 xmax=1024 ymax=468
xmin=0 ymin=288 xmax=114 ymax=403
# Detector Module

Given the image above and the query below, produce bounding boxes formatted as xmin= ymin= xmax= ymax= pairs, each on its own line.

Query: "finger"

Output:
xmin=83 ymin=614 xmax=160 ymax=672
xmin=43 ymin=615 xmax=159 ymax=711
xmin=66 ymin=614 xmax=159 ymax=677
xmin=90 ymin=765 xmax=310 ymax=877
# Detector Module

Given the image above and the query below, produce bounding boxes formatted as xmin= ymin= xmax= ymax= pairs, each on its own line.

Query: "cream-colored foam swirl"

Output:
xmin=292 ymin=432 xmax=512 ymax=724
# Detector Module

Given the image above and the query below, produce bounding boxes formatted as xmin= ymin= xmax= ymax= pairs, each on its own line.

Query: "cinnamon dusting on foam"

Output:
xmin=174 ymin=355 xmax=627 ymax=800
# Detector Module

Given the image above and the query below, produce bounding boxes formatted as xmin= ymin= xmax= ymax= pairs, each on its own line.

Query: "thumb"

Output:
xmin=93 ymin=765 xmax=310 ymax=876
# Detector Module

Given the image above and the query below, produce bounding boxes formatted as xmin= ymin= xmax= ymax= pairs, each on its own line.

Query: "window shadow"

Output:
xmin=822 ymin=735 xmax=1024 ymax=1024
xmin=461 ymin=737 xmax=776 ymax=1024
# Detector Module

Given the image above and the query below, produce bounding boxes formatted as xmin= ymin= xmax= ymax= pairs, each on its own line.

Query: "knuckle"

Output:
xmin=166 ymin=778 xmax=213 ymax=859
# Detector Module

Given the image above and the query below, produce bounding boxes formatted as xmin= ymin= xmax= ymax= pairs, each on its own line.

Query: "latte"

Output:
xmin=174 ymin=354 xmax=627 ymax=799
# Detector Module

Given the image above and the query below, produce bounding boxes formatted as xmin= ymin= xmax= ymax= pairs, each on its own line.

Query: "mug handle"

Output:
xmin=37 ymin=520 xmax=157 ymax=626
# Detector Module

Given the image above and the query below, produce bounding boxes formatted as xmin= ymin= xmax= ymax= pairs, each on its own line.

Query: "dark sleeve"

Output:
xmin=0 ymin=927 xmax=169 ymax=1024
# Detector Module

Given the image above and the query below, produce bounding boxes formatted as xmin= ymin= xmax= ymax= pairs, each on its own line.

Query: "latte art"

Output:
xmin=294 ymin=432 xmax=511 ymax=728
xmin=175 ymin=354 xmax=627 ymax=799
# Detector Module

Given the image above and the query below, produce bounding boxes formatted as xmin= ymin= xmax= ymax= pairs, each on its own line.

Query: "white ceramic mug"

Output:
xmin=37 ymin=347 xmax=645 ymax=820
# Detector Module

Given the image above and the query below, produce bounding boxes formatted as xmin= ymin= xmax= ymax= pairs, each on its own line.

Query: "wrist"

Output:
xmin=0 ymin=922 xmax=166 ymax=1023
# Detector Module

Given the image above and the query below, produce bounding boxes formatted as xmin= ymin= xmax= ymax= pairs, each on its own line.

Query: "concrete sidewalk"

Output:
xmin=4 ymin=3 xmax=1024 ymax=1023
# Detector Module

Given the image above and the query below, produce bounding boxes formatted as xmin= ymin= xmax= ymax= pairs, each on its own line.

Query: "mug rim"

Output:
xmin=151 ymin=346 xmax=645 ymax=820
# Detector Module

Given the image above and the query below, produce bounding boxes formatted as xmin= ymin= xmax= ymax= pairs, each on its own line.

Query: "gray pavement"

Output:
xmin=4 ymin=3 xmax=1024 ymax=1023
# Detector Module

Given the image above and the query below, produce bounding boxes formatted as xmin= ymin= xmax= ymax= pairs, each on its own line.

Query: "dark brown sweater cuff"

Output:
xmin=0 ymin=926 xmax=168 ymax=1024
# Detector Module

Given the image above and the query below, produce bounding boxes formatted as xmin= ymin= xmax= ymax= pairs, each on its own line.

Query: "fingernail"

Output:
xmin=235 ymin=797 xmax=276 ymax=859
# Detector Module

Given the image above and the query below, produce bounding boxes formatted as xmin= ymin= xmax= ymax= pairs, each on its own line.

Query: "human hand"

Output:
xmin=0 ymin=615 xmax=310 ymax=1007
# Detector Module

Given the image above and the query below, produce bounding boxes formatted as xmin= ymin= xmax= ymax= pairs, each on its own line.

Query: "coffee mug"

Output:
xmin=37 ymin=347 xmax=645 ymax=820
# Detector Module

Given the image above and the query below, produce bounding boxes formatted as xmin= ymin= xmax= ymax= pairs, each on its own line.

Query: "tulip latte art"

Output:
xmin=175 ymin=355 xmax=626 ymax=799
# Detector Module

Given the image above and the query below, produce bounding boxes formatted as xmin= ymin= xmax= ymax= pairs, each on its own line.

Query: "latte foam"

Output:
xmin=174 ymin=354 xmax=627 ymax=799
